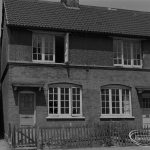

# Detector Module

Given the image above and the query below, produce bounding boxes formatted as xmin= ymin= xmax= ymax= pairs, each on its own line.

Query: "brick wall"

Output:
xmin=9 ymin=45 xmax=32 ymax=61
xmin=9 ymin=28 xmax=32 ymax=46
xmin=4 ymin=64 xmax=148 ymax=130
xmin=6 ymin=28 xmax=150 ymax=69
xmin=70 ymin=49 xmax=113 ymax=66
xmin=69 ymin=33 xmax=112 ymax=51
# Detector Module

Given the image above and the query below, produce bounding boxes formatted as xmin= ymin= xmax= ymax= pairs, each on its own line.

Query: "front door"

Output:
xmin=19 ymin=92 xmax=35 ymax=126
xmin=141 ymin=93 xmax=150 ymax=127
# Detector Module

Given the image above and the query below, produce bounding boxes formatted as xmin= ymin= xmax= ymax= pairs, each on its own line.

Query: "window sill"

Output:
xmin=46 ymin=116 xmax=85 ymax=121
xmin=100 ymin=115 xmax=135 ymax=119
xmin=114 ymin=65 xmax=142 ymax=69
xmin=32 ymin=60 xmax=65 ymax=65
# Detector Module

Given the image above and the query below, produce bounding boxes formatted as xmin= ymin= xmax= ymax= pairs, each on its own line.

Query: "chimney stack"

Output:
xmin=61 ymin=0 xmax=79 ymax=8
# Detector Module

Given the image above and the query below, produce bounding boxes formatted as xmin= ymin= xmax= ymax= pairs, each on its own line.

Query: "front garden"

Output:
xmin=7 ymin=122 xmax=150 ymax=149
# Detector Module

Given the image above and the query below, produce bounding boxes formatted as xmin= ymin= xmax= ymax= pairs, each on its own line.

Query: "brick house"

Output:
xmin=1 ymin=0 xmax=150 ymax=138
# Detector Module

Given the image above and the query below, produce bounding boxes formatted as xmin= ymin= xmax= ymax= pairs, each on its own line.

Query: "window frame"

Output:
xmin=48 ymin=85 xmax=83 ymax=118
xmin=32 ymin=32 xmax=69 ymax=63
xmin=100 ymin=86 xmax=133 ymax=118
xmin=113 ymin=38 xmax=143 ymax=68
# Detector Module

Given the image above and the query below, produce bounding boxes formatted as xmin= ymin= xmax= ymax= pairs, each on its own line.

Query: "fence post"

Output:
xmin=37 ymin=126 xmax=41 ymax=150
xmin=8 ymin=123 xmax=11 ymax=144
xmin=12 ymin=125 xmax=16 ymax=149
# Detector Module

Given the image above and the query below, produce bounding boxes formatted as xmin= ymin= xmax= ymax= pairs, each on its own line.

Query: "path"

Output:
xmin=0 ymin=139 xmax=10 ymax=150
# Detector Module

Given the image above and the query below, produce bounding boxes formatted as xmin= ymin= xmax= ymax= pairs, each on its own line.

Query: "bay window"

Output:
xmin=113 ymin=38 xmax=142 ymax=67
xmin=101 ymin=85 xmax=132 ymax=118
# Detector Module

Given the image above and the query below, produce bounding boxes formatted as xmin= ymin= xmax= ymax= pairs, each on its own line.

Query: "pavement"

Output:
xmin=1 ymin=139 xmax=150 ymax=150
xmin=0 ymin=139 xmax=10 ymax=150
xmin=70 ymin=146 xmax=150 ymax=150
xmin=45 ymin=146 xmax=150 ymax=150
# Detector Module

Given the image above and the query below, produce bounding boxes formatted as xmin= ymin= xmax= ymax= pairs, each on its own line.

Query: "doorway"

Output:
xmin=19 ymin=92 xmax=36 ymax=126
xmin=140 ymin=93 xmax=150 ymax=127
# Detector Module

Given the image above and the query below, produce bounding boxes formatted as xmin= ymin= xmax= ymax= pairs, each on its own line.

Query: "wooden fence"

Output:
xmin=8 ymin=124 xmax=37 ymax=149
xmin=39 ymin=123 xmax=136 ymax=149
xmin=8 ymin=122 xmax=145 ymax=149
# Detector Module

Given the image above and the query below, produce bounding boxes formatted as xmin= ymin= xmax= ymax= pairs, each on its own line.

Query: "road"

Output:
xmin=1 ymin=140 xmax=150 ymax=150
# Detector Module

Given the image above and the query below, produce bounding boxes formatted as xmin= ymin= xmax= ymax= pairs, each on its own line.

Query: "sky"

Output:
xmin=1 ymin=0 xmax=150 ymax=35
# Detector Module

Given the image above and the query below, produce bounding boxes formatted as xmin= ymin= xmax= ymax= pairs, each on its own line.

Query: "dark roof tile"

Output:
xmin=4 ymin=0 xmax=150 ymax=37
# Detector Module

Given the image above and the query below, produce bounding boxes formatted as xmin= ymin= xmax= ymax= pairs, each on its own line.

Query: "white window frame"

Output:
xmin=100 ymin=87 xmax=133 ymax=118
xmin=113 ymin=38 xmax=143 ymax=68
xmin=48 ymin=86 xmax=83 ymax=118
xmin=71 ymin=87 xmax=83 ymax=117
xmin=65 ymin=33 xmax=69 ymax=63
xmin=32 ymin=33 xmax=69 ymax=63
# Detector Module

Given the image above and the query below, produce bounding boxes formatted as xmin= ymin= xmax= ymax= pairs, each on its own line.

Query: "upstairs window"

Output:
xmin=32 ymin=33 xmax=69 ymax=63
xmin=113 ymin=39 xmax=142 ymax=68
xmin=48 ymin=84 xmax=82 ymax=118
xmin=101 ymin=85 xmax=132 ymax=118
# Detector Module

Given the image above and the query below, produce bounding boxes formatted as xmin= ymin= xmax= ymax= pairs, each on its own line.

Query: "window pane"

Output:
xmin=113 ymin=40 xmax=122 ymax=65
xmin=60 ymin=88 xmax=70 ymax=114
xmin=44 ymin=36 xmax=54 ymax=61
xmin=48 ymin=88 xmax=58 ymax=114
xmin=102 ymin=108 xmax=105 ymax=114
xmin=101 ymin=89 xmax=109 ymax=114
xmin=61 ymin=108 xmax=64 ymax=114
xmin=61 ymin=101 xmax=64 ymax=107
xmin=77 ymin=101 xmax=80 ymax=107
xmin=38 ymin=54 xmax=42 ymax=60
xmin=122 ymin=89 xmax=130 ymax=114
xmin=49 ymin=88 xmax=53 ymax=93
xmin=32 ymin=34 xmax=42 ymax=61
xmin=49 ymin=108 xmax=53 ymax=114
xmin=33 ymin=54 xmax=37 ymax=60
xmin=54 ymin=108 xmax=58 ymax=114
xmin=54 ymin=101 xmax=58 ymax=107
xmin=72 ymin=88 xmax=81 ymax=115
xmin=77 ymin=108 xmax=80 ymax=114
xmin=65 ymin=101 xmax=69 ymax=107
xmin=73 ymin=101 xmax=76 ymax=107
xmin=123 ymin=40 xmax=131 ymax=65
xmin=33 ymin=35 xmax=37 ymax=48
xmin=111 ymin=89 xmax=120 ymax=114
xmin=66 ymin=108 xmax=69 ymax=113
xmin=65 ymin=95 xmax=69 ymax=100
xmin=33 ymin=48 xmax=37 ymax=54
xmin=73 ymin=108 xmax=76 ymax=114
xmin=133 ymin=42 xmax=142 ymax=66
xmin=49 ymin=101 xmax=53 ymax=107
xmin=141 ymin=98 xmax=150 ymax=108
xmin=140 ymin=93 xmax=150 ymax=109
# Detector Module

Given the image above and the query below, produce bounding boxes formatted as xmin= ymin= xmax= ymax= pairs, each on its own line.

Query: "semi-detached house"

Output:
xmin=1 ymin=0 xmax=150 ymax=138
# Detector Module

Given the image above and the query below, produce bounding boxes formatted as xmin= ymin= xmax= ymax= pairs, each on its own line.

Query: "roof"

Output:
xmin=4 ymin=0 xmax=150 ymax=37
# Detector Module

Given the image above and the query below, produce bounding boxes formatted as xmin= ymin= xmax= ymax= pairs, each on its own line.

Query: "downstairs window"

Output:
xmin=48 ymin=85 xmax=82 ymax=118
xmin=101 ymin=85 xmax=132 ymax=118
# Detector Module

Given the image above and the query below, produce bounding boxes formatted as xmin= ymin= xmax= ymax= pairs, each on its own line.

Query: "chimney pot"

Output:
xmin=61 ymin=0 xmax=79 ymax=8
